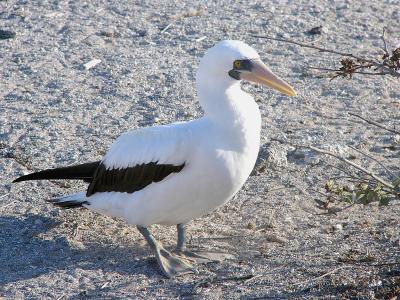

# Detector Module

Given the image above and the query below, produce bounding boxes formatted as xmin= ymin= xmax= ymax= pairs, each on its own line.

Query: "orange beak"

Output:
xmin=240 ymin=59 xmax=297 ymax=97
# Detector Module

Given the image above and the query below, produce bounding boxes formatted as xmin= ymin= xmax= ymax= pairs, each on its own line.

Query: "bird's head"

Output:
xmin=197 ymin=40 xmax=296 ymax=97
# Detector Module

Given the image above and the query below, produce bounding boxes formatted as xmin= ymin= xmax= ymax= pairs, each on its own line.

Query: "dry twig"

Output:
xmin=348 ymin=145 xmax=396 ymax=178
xmin=307 ymin=145 xmax=394 ymax=190
xmin=272 ymin=138 xmax=395 ymax=190
xmin=381 ymin=27 xmax=390 ymax=58
xmin=348 ymin=112 xmax=400 ymax=135
xmin=252 ymin=32 xmax=400 ymax=79
xmin=291 ymin=265 xmax=351 ymax=287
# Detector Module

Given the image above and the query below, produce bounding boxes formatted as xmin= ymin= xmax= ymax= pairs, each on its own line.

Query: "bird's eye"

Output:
xmin=234 ymin=60 xmax=241 ymax=69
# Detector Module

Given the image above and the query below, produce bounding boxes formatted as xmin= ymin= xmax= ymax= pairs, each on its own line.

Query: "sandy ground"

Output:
xmin=1 ymin=0 xmax=399 ymax=299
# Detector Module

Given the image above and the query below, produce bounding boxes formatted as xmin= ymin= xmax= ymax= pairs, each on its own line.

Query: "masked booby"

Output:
xmin=14 ymin=40 xmax=296 ymax=278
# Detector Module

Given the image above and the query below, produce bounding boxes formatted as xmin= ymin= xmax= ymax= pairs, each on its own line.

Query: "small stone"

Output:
xmin=280 ymin=32 xmax=290 ymax=39
xmin=0 ymin=29 xmax=16 ymax=40
xmin=59 ymin=181 xmax=71 ymax=188
xmin=265 ymin=234 xmax=287 ymax=244
xmin=100 ymin=31 xmax=114 ymax=38
xmin=368 ymin=280 xmax=382 ymax=288
xmin=266 ymin=142 xmax=288 ymax=169
xmin=65 ymin=275 xmax=77 ymax=283
xmin=333 ymin=223 xmax=343 ymax=232
xmin=83 ymin=59 xmax=101 ymax=70
xmin=306 ymin=176 xmax=315 ymax=184
xmin=79 ymin=276 xmax=91 ymax=287
xmin=323 ymin=225 xmax=334 ymax=234
xmin=247 ymin=221 xmax=256 ymax=230
xmin=136 ymin=29 xmax=147 ymax=37
xmin=50 ymin=210 xmax=59 ymax=217
xmin=307 ymin=26 xmax=323 ymax=35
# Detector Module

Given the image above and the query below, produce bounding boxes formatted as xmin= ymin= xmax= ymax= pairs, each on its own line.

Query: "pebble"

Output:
xmin=267 ymin=142 xmax=288 ymax=169
xmin=0 ymin=29 xmax=16 ymax=40
xmin=333 ymin=223 xmax=343 ymax=232
xmin=307 ymin=25 xmax=323 ymax=35
xmin=247 ymin=221 xmax=256 ymax=230
xmin=83 ymin=59 xmax=101 ymax=70
xmin=265 ymin=234 xmax=288 ymax=244
xmin=100 ymin=31 xmax=115 ymax=38
xmin=79 ymin=276 xmax=91 ymax=287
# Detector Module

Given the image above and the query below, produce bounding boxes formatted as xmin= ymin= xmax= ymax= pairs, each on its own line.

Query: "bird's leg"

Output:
xmin=176 ymin=223 xmax=235 ymax=263
xmin=176 ymin=223 xmax=187 ymax=252
xmin=137 ymin=225 xmax=196 ymax=278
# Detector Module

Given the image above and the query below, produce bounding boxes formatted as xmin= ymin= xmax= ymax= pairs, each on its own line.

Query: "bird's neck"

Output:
xmin=196 ymin=74 xmax=259 ymax=128
xmin=196 ymin=74 xmax=261 ymax=153
xmin=196 ymin=79 xmax=261 ymax=162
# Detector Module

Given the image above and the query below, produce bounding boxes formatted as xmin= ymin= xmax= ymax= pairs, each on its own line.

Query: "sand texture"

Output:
xmin=1 ymin=0 xmax=399 ymax=299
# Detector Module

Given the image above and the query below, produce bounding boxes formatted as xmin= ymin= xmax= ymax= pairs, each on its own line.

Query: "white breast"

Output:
xmin=87 ymin=105 xmax=261 ymax=226
xmin=87 ymin=77 xmax=262 ymax=226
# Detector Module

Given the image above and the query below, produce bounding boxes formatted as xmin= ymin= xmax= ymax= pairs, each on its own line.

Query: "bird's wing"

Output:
xmin=86 ymin=123 xmax=190 ymax=197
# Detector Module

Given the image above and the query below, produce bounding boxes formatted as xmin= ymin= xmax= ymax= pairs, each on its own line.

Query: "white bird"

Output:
xmin=13 ymin=40 xmax=296 ymax=278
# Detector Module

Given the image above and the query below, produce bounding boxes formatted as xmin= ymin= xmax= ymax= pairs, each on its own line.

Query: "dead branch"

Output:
xmin=309 ymin=66 xmax=386 ymax=76
xmin=381 ymin=27 xmax=390 ymax=58
xmin=252 ymin=34 xmax=400 ymax=78
xmin=348 ymin=145 xmax=396 ymax=178
xmin=307 ymin=145 xmax=395 ymax=190
xmin=292 ymin=265 xmax=351 ymax=287
xmin=327 ymin=163 xmax=364 ymax=181
xmin=348 ymin=112 xmax=400 ymax=135
xmin=271 ymin=138 xmax=395 ymax=190
xmin=252 ymin=35 xmax=360 ymax=59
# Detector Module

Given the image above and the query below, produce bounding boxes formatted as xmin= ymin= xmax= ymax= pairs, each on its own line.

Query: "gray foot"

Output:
xmin=137 ymin=225 xmax=197 ymax=278
xmin=154 ymin=240 xmax=197 ymax=278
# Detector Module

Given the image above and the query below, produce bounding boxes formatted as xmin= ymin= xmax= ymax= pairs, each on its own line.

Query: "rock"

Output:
xmin=333 ymin=223 xmax=343 ymax=232
xmin=83 ymin=59 xmax=101 ymax=70
xmin=99 ymin=30 xmax=120 ymax=38
xmin=247 ymin=221 xmax=256 ymax=230
xmin=266 ymin=142 xmax=288 ymax=169
xmin=306 ymin=25 xmax=323 ymax=35
xmin=0 ymin=29 xmax=16 ymax=40
xmin=265 ymin=234 xmax=288 ymax=244
xmin=153 ymin=117 xmax=161 ymax=124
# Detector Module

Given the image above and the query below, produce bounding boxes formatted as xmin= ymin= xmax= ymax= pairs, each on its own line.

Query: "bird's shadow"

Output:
xmin=0 ymin=214 xmax=161 ymax=285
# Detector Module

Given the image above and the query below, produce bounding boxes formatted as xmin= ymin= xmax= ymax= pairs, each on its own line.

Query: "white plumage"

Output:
xmin=71 ymin=41 xmax=262 ymax=226
xmin=15 ymin=40 xmax=296 ymax=277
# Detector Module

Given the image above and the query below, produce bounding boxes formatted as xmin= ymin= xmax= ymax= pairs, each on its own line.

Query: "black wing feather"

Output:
xmin=86 ymin=162 xmax=185 ymax=196
xmin=13 ymin=161 xmax=101 ymax=183
xmin=13 ymin=158 xmax=185 ymax=197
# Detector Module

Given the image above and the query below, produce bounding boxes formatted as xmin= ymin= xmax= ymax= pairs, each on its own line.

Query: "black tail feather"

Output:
xmin=47 ymin=198 xmax=89 ymax=209
xmin=13 ymin=161 xmax=101 ymax=183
